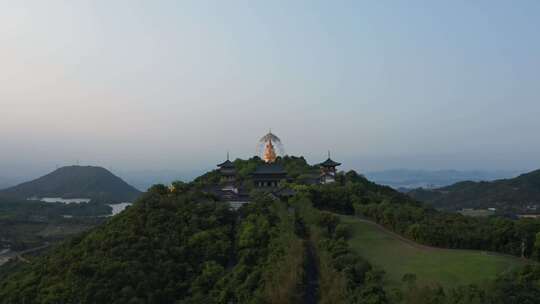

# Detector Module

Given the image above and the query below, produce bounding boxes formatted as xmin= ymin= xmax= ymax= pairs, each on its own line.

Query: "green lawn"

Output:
xmin=341 ymin=215 xmax=529 ymax=289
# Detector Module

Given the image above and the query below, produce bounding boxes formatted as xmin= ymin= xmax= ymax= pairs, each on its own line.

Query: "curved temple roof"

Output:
xmin=217 ymin=159 xmax=235 ymax=168
xmin=252 ymin=163 xmax=287 ymax=175
xmin=319 ymin=158 xmax=341 ymax=167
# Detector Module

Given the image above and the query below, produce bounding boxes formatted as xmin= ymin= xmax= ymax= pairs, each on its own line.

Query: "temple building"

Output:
xmin=216 ymin=153 xmax=237 ymax=193
xmin=319 ymin=152 xmax=341 ymax=184
xmin=252 ymin=131 xmax=287 ymax=188
xmin=215 ymin=153 xmax=250 ymax=209
xmin=252 ymin=163 xmax=288 ymax=188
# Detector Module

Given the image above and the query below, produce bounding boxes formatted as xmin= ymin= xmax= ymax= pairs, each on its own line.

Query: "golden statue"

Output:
xmin=259 ymin=130 xmax=283 ymax=163
xmin=263 ymin=139 xmax=277 ymax=163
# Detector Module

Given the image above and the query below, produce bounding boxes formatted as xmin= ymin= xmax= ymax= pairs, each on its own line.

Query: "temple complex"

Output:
xmin=209 ymin=131 xmax=343 ymax=208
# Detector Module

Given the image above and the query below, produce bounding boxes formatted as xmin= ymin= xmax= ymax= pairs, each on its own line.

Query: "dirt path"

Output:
xmin=349 ymin=216 xmax=527 ymax=260
xmin=303 ymin=240 xmax=319 ymax=304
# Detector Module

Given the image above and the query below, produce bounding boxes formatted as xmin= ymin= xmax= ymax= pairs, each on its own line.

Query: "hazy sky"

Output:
xmin=1 ymin=1 xmax=539 ymax=178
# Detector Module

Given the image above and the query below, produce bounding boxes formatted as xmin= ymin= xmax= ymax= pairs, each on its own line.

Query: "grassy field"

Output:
xmin=341 ymin=215 xmax=529 ymax=289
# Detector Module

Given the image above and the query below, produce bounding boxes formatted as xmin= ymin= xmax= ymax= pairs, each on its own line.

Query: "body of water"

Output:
xmin=28 ymin=197 xmax=132 ymax=216
xmin=108 ymin=203 xmax=132 ymax=216
xmin=31 ymin=197 xmax=92 ymax=204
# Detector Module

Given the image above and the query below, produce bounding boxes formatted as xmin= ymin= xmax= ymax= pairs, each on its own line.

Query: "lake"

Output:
xmin=108 ymin=203 xmax=132 ymax=216
xmin=29 ymin=197 xmax=132 ymax=216
xmin=35 ymin=197 xmax=91 ymax=204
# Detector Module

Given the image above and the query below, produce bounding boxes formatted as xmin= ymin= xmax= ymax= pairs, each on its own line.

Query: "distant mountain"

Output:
xmin=408 ymin=169 xmax=540 ymax=211
xmin=0 ymin=177 xmax=27 ymax=191
xmin=0 ymin=180 xmax=15 ymax=191
xmin=0 ymin=166 xmax=141 ymax=202
xmin=365 ymin=169 xmax=518 ymax=189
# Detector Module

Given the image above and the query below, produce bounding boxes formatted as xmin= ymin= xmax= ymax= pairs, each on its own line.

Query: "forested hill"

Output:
xmin=1 ymin=159 xmax=540 ymax=303
xmin=0 ymin=166 xmax=141 ymax=202
xmin=0 ymin=170 xmax=407 ymax=304
xmin=408 ymin=169 xmax=540 ymax=211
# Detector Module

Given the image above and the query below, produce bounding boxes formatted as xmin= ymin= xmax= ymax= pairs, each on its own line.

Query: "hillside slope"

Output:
xmin=408 ymin=169 xmax=540 ymax=211
xmin=0 ymin=166 xmax=141 ymax=202
xmin=0 ymin=186 xmax=310 ymax=304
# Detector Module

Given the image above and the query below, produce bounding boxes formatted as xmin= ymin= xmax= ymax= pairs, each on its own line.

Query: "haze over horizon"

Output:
xmin=2 ymin=1 xmax=539 ymax=179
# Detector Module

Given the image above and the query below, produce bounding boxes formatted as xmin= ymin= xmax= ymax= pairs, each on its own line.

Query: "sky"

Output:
xmin=1 ymin=0 xmax=539 ymax=180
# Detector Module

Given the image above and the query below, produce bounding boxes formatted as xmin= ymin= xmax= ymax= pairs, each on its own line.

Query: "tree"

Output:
xmin=317 ymin=211 xmax=340 ymax=235
xmin=533 ymin=231 xmax=540 ymax=260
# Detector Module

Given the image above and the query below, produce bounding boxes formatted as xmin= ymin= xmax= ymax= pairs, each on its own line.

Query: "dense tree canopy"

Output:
xmin=0 ymin=185 xmax=308 ymax=303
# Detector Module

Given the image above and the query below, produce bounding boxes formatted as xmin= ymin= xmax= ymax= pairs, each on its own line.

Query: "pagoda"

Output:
xmin=319 ymin=151 xmax=341 ymax=184
xmin=217 ymin=153 xmax=237 ymax=192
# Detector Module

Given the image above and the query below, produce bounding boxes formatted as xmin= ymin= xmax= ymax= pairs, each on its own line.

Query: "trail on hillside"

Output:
xmin=303 ymin=240 xmax=319 ymax=304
